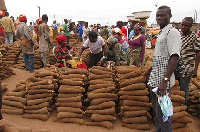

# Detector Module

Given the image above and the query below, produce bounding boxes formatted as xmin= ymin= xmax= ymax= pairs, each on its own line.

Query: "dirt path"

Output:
xmin=1 ymin=67 xmax=200 ymax=132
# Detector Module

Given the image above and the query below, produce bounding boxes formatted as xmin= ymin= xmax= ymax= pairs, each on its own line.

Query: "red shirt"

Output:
xmin=197 ymin=33 xmax=200 ymax=37
xmin=121 ymin=27 xmax=127 ymax=37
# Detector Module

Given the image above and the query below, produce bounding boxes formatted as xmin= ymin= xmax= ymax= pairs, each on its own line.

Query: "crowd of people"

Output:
xmin=0 ymin=5 xmax=200 ymax=132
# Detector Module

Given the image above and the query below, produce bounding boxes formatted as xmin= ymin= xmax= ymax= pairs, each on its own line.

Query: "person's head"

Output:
xmin=0 ymin=10 xmax=5 ymax=19
xmin=5 ymin=11 xmax=9 ymax=17
xmin=85 ymin=22 xmax=88 ymax=27
xmin=134 ymin=25 xmax=142 ymax=36
xmin=117 ymin=21 xmax=123 ymax=29
xmin=88 ymin=31 xmax=98 ymax=43
xmin=64 ymin=19 xmax=68 ymax=24
xmin=56 ymin=35 xmax=67 ymax=47
xmin=156 ymin=5 xmax=172 ymax=28
xmin=10 ymin=16 xmax=14 ymax=22
xmin=181 ymin=17 xmax=193 ymax=34
xmin=107 ymin=36 xmax=118 ymax=49
xmin=53 ymin=20 xmax=56 ymax=24
xmin=19 ymin=14 xmax=27 ymax=23
xmin=42 ymin=14 xmax=48 ymax=23
xmin=30 ymin=22 xmax=32 ymax=25
xmin=115 ymin=32 xmax=122 ymax=41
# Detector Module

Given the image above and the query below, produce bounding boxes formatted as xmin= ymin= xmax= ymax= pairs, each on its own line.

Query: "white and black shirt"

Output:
xmin=148 ymin=24 xmax=182 ymax=88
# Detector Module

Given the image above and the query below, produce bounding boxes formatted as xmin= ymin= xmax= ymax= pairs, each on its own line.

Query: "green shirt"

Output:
xmin=106 ymin=43 xmax=127 ymax=65
xmin=63 ymin=24 xmax=69 ymax=37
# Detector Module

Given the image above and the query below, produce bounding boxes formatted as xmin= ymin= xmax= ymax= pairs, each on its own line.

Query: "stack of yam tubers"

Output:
xmin=23 ymin=66 xmax=59 ymax=121
xmin=75 ymin=42 xmax=90 ymax=66
xmin=0 ymin=52 xmax=15 ymax=80
xmin=188 ymin=78 xmax=200 ymax=118
xmin=14 ymin=52 xmax=25 ymax=70
xmin=2 ymin=80 xmax=26 ymax=115
xmin=171 ymin=80 xmax=193 ymax=131
xmin=4 ymin=43 xmax=21 ymax=65
xmin=49 ymin=50 xmax=57 ymax=65
xmin=55 ymin=68 xmax=88 ymax=125
xmin=14 ymin=49 xmax=43 ymax=70
xmin=116 ymin=65 xmax=151 ymax=131
xmin=84 ymin=66 xmax=117 ymax=129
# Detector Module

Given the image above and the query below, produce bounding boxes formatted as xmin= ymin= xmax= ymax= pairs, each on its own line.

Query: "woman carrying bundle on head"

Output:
xmin=128 ymin=25 xmax=146 ymax=66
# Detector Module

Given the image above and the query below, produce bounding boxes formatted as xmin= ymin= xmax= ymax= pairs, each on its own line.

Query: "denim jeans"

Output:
xmin=179 ymin=77 xmax=190 ymax=105
xmin=23 ymin=53 xmax=34 ymax=72
xmin=5 ymin=32 xmax=13 ymax=44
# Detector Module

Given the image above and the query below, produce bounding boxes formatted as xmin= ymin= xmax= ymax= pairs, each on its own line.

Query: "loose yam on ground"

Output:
xmin=121 ymin=123 xmax=150 ymax=130
xmin=22 ymin=113 xmax=49 ymax=121
xmin=85 ymin=121 xmax=113 ymax=129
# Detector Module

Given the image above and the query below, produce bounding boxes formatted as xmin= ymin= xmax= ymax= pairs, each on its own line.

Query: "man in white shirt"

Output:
xmin=78 ymin=31 xmax=106 ymax=68
xmin=145 ymin=6 xmax=182 ymax=132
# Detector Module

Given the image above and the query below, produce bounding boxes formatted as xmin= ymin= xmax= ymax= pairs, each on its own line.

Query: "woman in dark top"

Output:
xmin=128 ymin=25 xmax=145 ymax=66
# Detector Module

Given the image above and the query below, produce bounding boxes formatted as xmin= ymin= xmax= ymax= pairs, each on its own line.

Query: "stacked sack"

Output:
xmin=116 ymin=66 xmax=151 ymax=131
xmin=189 ymin=78 xmax=200 ymax=118
xmin=171 ymin=80 xmax=193 ymax=132
xmin=22 ymin=66 xmax=59 ymax=121
xmin=84 ymin=66 xmax=117 ymax=129
xmin=2 ymin=81 xmax=26 ymax=115
xmin=0 ymin=52 xmax=15 ymax=80
xmin=55 ymin=68 xmax=88 ymax=125
xmin=4 ymin=43 xmax=21 ymax=64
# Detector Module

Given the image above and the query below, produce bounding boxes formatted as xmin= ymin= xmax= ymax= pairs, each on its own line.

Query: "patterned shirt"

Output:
xmin=54 ymin=45 xmax=71 ymax=60
xmin=148 ymin=24 xmax=182 ymax=88
xmin=181 ymin=32 xmax=200 ymax=77
xmin=83 ymin=36 xmax=105 ymax=54
xmin=39 ymin=23 xmax=51 ymax=52
xmin=16 ymin=22 xmax=34 ymax=54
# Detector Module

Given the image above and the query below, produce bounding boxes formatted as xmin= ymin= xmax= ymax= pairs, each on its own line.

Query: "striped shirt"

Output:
xmin=148 ymin=24 xmax=182 ymax=88
xmin=181 ymin=32 xmax=200 ymax=77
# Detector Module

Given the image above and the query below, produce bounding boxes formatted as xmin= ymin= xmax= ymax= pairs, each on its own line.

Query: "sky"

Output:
xmin=4 ymin=0 xmax=200 ymax=26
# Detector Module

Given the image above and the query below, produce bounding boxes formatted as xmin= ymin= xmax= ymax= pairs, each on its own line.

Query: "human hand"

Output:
xmin=157 ymin=80 xmax=168 ymax=97
xmin=191 ymin=69 xmax=197 ymax=78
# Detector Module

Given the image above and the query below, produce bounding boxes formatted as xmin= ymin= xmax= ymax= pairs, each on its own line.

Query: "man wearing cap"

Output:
xmin=0 ymin=10 xmax=5 ymax=45
xmin=16 ymin=14 xmax=35 ymax=73
xmin=0 ymin=11 xmax=15 ymax=44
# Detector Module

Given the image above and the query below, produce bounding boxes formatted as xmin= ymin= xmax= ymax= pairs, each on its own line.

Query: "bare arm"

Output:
xmin=192 ymin=51 xmax=200 ymax=77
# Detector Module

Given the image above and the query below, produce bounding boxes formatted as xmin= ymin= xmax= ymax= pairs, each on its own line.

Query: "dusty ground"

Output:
xmin=1 ymin=49 xmax=200 ymax=132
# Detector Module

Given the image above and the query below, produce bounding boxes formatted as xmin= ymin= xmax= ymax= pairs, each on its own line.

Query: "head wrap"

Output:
xmin=19 ymin=14 xmax=27 ymax=22
xmin=0 ymin=10 xmax=5 ymax=16
xmin=56 ymin=35 xmax=66 ymax=45
xmin=39 ymin=17 xmax=42 ymax=22
xmin=107 ymin=36 xmax=118 ymax=45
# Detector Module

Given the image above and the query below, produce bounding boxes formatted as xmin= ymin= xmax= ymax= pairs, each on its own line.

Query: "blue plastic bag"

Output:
xmin=152 ymin=87 xmax=173 ymax=122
